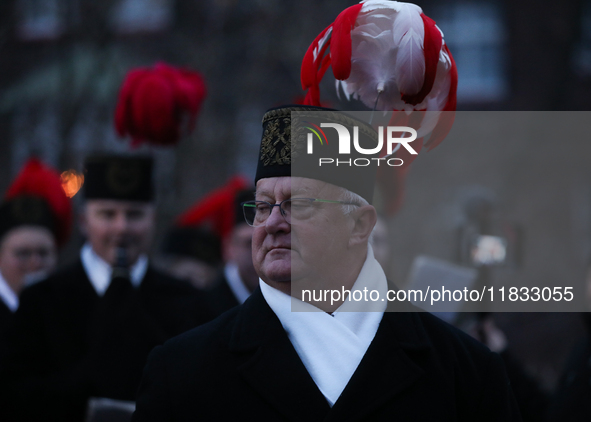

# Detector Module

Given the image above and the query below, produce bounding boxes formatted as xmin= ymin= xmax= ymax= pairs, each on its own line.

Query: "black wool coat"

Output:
xmin=0 ymin=259 xmax=213 ymax=422
xmin=548 ymin=313 xmax=591 ymax=422
xmin=132 ymin=288 xmax=522 ymax=422
xmin=0 ymin=300 xmax=12 ymax=336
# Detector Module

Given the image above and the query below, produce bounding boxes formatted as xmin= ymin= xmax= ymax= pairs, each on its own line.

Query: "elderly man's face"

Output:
xmin=81 ymin=200 xmax=155 ymax=266
xmin=252 ymin=177 xmax=355 ymax=295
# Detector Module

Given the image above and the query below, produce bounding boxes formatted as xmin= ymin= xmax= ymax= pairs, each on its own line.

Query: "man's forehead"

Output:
xmin=3 ymin=226 xmax=55 ymax=245
xmin=85 ymin=199 xmax=153 ymax=211
xmin=255 ymin=177 xmax=334 ymax=199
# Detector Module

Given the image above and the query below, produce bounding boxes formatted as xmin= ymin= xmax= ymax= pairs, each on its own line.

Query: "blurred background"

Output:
xmin=1 ymin=0 xmax=591 ymax=392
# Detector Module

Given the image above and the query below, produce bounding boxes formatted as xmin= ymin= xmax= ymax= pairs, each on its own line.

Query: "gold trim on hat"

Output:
xmin=11 ymin=197 xmax=44 ymax=224
xmin=260 ymin=117 xmax=291 ymax=167
xmin=262 ymin=107 xmax=378 ymax=140
xmin=106 ymin=161 xmax=142 ymax=196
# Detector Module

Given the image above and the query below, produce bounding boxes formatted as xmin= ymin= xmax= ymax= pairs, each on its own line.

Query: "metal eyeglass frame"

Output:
xmin=241 ymin=198 xmax=360 ymax=227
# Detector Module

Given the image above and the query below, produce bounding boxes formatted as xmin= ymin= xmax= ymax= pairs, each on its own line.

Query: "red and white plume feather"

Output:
xmin=115 ymin=62 xmax=207 ymax=147
xmin=301 ymin=0 xmax=457 ymax=214
xmin=302 ymin=0 xmax=456 ymax=114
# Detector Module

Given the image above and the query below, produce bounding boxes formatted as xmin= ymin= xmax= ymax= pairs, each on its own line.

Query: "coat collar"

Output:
xmin=229 ymin=288 xmax=433 ymax=421
xmin=328 ymin=311 xmax=432 ymax=421
xmin=229 ymin=288 xmax=331 ymax=421
xmin=80 ymin=243 xmax=148 ymax=295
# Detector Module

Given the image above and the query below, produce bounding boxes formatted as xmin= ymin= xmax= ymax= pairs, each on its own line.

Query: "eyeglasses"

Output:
xmin=242 ymin=198 xmax=359 ymax=227
xmin=13 ymin=247 xmax=54 ymax=261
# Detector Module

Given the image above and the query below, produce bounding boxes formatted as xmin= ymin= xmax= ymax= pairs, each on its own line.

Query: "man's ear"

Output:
xmin=349 ymin=205 xmax=377 ymax=247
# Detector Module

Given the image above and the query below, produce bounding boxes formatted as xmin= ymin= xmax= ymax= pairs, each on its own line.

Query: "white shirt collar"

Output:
xmin=80 ymin=243 xmax=148 ymax=296
xmin=0 ymin=271 xmax=18 ymax=312
xmin=260 ymin=244 xmax=387 ymax=406
xmin=224 ymin=263 xmax=251 ymax=305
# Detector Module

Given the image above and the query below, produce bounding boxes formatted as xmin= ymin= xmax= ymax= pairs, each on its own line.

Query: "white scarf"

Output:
xmin=260 ymin=245 xmax=387 ymax=406
xmin=80 ymin=243 xmax=148 ymax=296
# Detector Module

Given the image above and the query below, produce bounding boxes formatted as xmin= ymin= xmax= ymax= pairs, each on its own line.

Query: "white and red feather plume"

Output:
xmin=301 ymin=0 xmax=457 ymax=215
xmin=301 ymin=0 xmax=456 ymax=146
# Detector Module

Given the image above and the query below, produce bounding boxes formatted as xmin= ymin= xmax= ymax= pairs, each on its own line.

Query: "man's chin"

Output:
xmin=104 ymin=247 xmax=141 ymax=267
xmin=264 ymin=269 xmax=291 ymax=284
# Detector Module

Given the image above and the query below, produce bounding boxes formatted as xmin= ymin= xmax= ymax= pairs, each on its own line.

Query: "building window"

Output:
xmin=431 ymin=1 xmax=508 ymax=103
xmin=110 ymin=0 xmax=173 ymax=34
xmin=573 ymin=1 xmax=591 ymax=74
xmin=17 ymin=0 xmax=64 ymax=41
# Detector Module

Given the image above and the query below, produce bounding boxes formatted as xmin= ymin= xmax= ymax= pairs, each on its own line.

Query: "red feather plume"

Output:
xmin=115 ymin=62 xmax=207 ymax=147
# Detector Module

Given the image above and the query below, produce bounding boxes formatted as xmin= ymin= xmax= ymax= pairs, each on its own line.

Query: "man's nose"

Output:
xmin=113 ymin=214 xmax=131 ymax=231
xmin=28 ymin=253 xmax=44 ymax=271
xmin=265 ymin=204 xmax=290 ymax=234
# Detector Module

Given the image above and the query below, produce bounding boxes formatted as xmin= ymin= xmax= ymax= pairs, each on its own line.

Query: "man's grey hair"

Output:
xmin=336 ymin=187 xmax=369 ymax=215
xmin=336 ymin=187 xmax=376 ymax=244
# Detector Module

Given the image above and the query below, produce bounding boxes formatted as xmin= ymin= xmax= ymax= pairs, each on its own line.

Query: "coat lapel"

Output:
xmin=327 ymin=311 xmax=432 ymax=422
xmin=227 ymin=288 xmax=433 ymax=422
xmin=0 ymin=299 xmax=13 ymax=333
xmin=229 ymin=289 xmax=331 ymax=422
xmin=51 ymin=261 xmax=99 ymax=357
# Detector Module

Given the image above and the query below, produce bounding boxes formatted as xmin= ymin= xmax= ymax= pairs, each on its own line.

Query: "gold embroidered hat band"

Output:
xmin=254 ymin=105 xmax=379 ymax=204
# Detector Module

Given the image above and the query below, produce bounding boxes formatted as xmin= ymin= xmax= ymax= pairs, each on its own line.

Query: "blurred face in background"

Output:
xmin=224 ymin=223 xmax=258 ymax=292
xmin=0 ymin=226 xmax=57 ymax=294
xmin=81 ymin=200 xmax=155 ymax=266
xmin=168 ymin=257 xmax=220 ymax=290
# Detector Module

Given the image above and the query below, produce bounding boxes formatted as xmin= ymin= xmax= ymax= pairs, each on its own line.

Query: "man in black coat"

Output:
xmin=161 ymin=185 xmax=258 ymax=313
xmin=207 ymin=189 xmax=259 ymax=316
xmin=132 ymin=106 xmax=521 ymax=421
xmin=0 ymin=155 xmax=212 ymax=422
xmin=0 ymin=158 xmax=73 ymax=336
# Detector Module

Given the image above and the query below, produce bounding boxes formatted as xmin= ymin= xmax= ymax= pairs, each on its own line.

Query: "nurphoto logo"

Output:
xmin=306 ymin=123 xmax=418 ymax=167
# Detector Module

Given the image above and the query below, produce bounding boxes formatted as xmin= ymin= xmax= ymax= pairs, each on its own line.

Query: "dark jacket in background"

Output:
xmin=0 ymin=259 xmax=213 ymax=422
xmin=0 ymin=301 xmax=12 ymax=336
xmin=206 ymin=273 xmax=241 ymax=318
xmin=500 ymin=350 xmax=549 ymax=422
xmin=548 ymin=313 xmax=591 ymax=422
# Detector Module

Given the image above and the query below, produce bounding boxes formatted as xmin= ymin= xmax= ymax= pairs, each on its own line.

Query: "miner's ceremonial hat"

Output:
xmin=0 ymin=158 xmax=72 ymax=247
xmin=0 ymin=197 xmax=56 ymax=244
xmin=254 ymin=105 xmax=379 ymax=204
xmin=83 ymin=154 xmax=153 ymax=202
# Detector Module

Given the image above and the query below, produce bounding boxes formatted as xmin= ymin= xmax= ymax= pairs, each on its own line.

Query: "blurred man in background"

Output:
xmin=0 ymin=154 xmax=212 ymax=422
xmin=168 ymin=180 xmax=257 ymax=315
xmin=159 ymin=226 xmax=223 ymax=290
xmin=0 ymin=158 xmax=71 ymax=334
xmin=547 ymin=262 xmax=591 ymax=421
xmin=207 ymin=189 xmax=258 ymax=316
